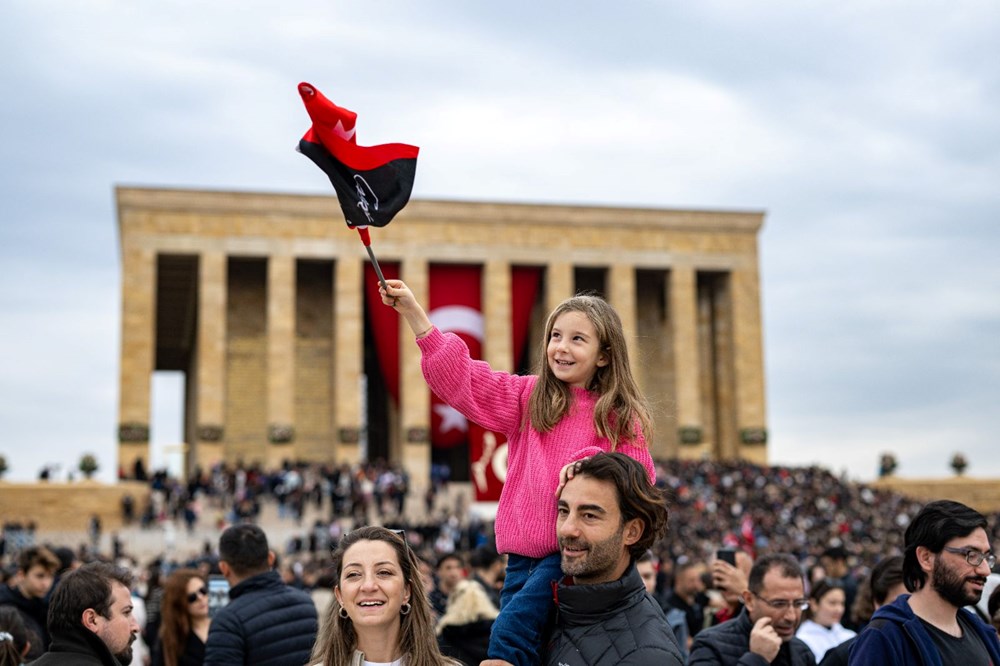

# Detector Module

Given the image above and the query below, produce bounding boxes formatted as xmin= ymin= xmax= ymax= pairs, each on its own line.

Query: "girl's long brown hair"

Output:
xmin=528 ymin=294 xmax=652 ymax=446
xmin=311 ymin=526 xmax=456 ymax=666
xmin=158 ymin=569 xmax=203 ymax=666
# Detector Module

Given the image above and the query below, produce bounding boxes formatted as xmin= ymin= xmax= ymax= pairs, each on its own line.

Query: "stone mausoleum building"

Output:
xmin=116 ymin=187 xmax=767 ymax=494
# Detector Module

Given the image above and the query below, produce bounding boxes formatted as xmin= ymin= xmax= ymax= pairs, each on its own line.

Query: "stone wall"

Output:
xmin=873 ymin=476 xmax=1000 ymax=513
xmin=0 ymin=481 xmax=151 ymax=531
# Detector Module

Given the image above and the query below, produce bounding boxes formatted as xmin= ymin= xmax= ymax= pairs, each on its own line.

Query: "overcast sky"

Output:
xmin=2 ymin=1 xmax=998 ymax=484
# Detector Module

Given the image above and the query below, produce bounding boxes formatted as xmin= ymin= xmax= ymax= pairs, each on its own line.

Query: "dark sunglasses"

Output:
xmin=187 ymin=587 xmax=208 ymax=603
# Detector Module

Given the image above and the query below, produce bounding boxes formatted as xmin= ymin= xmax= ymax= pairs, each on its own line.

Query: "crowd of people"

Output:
xmin=3 ymin=454 xmax=1000 ymax=665
xmin=4 ymin=290 xmax=1000 ymax=665
xmin=116 ymin=459 xmax=420 ymax=533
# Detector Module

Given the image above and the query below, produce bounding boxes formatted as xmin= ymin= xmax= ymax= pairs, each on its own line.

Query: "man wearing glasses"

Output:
xmin=849 ymin=499 xmax=1000 ymax=665
xmin=688 ymin=553 xmax=817 ymax=665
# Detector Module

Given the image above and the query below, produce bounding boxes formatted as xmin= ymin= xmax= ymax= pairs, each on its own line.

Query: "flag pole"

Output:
xmin=355 ymin=226 xmax=389 ymax=292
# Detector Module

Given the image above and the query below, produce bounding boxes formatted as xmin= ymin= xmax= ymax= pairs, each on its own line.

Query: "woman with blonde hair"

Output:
xmin=152 ymin=568 xmax=210 ymax=666
xmin=310 ymin=526 xmax=457 ymax=666
xmin=436 ymin=580 xmax=499 ymax=665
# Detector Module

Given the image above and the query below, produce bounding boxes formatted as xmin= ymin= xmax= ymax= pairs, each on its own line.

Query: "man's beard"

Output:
xmin=114 ymin=646 xmax=133 ymax=665
xmin=931 ymin=555 xmax=987 ymax=607
xmin=559 ymin=531 xmax=625 ymax=583
xmin=113 ymin=636 xmax=136 ymax=665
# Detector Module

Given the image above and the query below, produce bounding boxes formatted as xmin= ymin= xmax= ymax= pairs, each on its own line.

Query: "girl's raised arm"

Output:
xmin=379 ymin=279 xmax=434 ymax=339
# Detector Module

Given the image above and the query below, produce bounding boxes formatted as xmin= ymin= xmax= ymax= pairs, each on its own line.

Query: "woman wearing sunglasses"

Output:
xmin=153 ymin=569 xmax=211 ymax=666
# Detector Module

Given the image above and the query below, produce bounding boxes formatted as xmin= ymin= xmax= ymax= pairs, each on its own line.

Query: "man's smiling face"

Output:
xmin=557 ymin=474 xmax=636 ymax=585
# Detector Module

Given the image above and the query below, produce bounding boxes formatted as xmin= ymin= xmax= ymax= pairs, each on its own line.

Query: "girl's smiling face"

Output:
xmin=547 ymin=310 xmax=608 ymax=389
xmin=335 ymin=539 xmax=411 ymax=630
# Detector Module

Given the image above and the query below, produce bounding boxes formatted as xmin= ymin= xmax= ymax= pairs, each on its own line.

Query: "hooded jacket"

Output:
xmin=848 ymin=593 xmax=1000 ymax=665
xmin=545 ymin=563 xmax=684 ymax=666
xmin=688 ymin=607 xmax=816 ymax=666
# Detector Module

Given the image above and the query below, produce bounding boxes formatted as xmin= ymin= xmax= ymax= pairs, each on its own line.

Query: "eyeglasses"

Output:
xmin=942 ymin=546 xmax=996 ymax=569
xmin=751 ymin=591 xmax=810 ymax=612
xmin=187 ymin=587 xmax=208 ymax=603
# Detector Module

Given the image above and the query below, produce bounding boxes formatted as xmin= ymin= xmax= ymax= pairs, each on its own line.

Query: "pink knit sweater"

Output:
xmin=417 ymin=327 xmax=655 ymax=558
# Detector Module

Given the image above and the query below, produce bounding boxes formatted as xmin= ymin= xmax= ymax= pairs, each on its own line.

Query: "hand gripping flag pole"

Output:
xmin=296 ymin=82 xmax=419 ymax=292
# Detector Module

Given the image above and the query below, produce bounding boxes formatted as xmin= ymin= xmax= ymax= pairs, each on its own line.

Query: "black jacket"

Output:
xmin=545 ymin=563 xmax=684 ymax=666
xmin=0 ymin=583 xmax=49 ymax=661
xmin=438 ymin=618 xmax=493 ymax=666
xmin=203 ymin=570 xmax=318 ymax=666
xmin=689 ymin=608 xmax=816 ymax=666
xmin=30 ymin=624 xmax=122 ymax=666
xmin=152 ymin=629 xmax=206 ymax=666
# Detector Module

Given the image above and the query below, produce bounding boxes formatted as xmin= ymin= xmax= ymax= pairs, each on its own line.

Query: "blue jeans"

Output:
xmin=488 ymin=553 xmax=562 ymax=666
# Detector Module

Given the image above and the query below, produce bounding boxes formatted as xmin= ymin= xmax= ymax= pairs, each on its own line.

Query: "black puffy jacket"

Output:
xmin=545 ymin=564 xmax=684 ymax=666
xmin=203 ymin=570 xmax=318 ymax=666
xmin=688 ymin=608 xmax=816 ymax=666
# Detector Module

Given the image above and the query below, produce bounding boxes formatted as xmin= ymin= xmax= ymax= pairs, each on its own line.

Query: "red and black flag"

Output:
xmin=297 ymin=82 xmax=419 ymax=228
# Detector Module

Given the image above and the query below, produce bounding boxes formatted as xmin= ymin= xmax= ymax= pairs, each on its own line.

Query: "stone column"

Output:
xmin=333 ymin=256 xmax=363 ymax=464
xmin=400 ymin=258 xmax=431 ymax=496
xmin=546 ymin=261 xmax=573 ymax=315
xmin=670 ymin=266 xmax=704 ymax=459
xmin=193 ymin=252 xmax=227 ymax=471
xmin=118 ymin=247 xmax=156 ymax=477
xmin=483 ymin=260 xmax=513 ymax=372
xmin=609 ymin=263 xmax=638 ymax=377
xmin=267 ymin=254 xmax=295 ymax=468
xmin=731 ymin=266 xmax=768 ymax=464
xmin=710 ymin=275 xmax=737 ymax=460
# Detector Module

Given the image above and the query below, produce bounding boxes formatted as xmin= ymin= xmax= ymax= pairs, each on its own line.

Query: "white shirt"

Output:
xmin=796 ymin=618 xmax=857 ymax=662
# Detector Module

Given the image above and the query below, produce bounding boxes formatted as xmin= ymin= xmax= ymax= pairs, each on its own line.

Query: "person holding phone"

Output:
xmin=153 ymin=569 xmax=210 ymax=666
xmin=689 ymin=553 xmax=816 ymax=666
xmin=708 ymin=549 xmax=754 ymax=627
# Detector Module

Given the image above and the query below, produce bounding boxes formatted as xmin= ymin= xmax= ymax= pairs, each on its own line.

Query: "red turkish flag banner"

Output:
xmin=468 ymin=266 xmax=541 ymax=501
xmin=365 ymin=262 xmax=402 ymax=402
xmin=428 ymin=265 xmax=483 ymax=448
xmin=469 ymin=423 xmax=508 ymax=502
xmin=363 ymin=263 xmax=541 ymax=501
